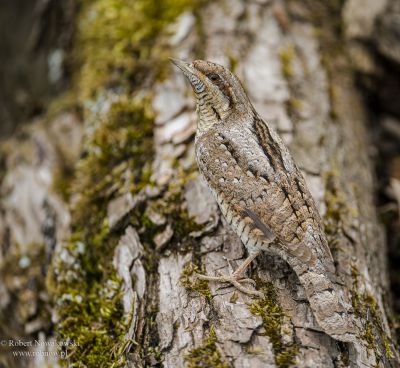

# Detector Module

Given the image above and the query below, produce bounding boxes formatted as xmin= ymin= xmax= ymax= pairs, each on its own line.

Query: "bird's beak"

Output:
xmin=169 ymin=58 xmax=194 ymax=75
xmin=170 ymin=58 xmax=207 ymax=94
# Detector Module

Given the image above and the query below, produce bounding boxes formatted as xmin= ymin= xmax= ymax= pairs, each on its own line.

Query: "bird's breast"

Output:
xmin=194 ymin=127 xmax=323 ymax=250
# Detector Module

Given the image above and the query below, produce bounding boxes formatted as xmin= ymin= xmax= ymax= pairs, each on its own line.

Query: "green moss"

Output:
xmin=229 ymin=292 xmax=239 ymax=304
xmin=362 ymin=321 xmax=375 ymax=350
xmin=72 ymin=96 xmax=154 ymax=217
xmin=134 ymin=168 xmax=204 ymax=253
xmin=52 ymin=160 xmax=76 ymax=201
xmin=279 ymin=45 xmax=295 ymax=79
xmin=47 ymin=218 xmax=129 ymax=366
xmin=164 ymin=185 xmax=204 ymax=245
xmin=128 ymin=296 xmax=161 ymax=367
xmin=383 ymin=336 xmax=394 ymax=359
xmin=276 ymin=347 xmax=299 ymax=368
xmin=323 ymin=169 xmax=359 ymax=251
xmin=351 ymin=264 xmax=359 ymax=280
xmin=185 ymin=326 xmax=229 ymax=368
xmin=48 ymin=97 xmax=156 ymax=368
xmin=135 ymin=195 xmax=204 ymax=253
xmin=328 ymin=83 xmax=338 ymax=120
xmin=75 ymin=0 xmax=207 ymax=100
xmin=324 ymin=169 xmax=346 ymax=224
xmin=48 ymin=94 xmax=200 ymax=366
xmin=180 ymin=262 xmax=212 ymax=300
xmin=288 ymin=97 xmax=302 ymax=113
xmin=144 ymin=345 xmax=162 ymax=365
xmin=350 ymin=270 xmax=396 ymax=361
xmin=248 ymin=283 xmax=298 ymax=368
xmin=45 ymin=91 xmax=82 ymax=123
xmin=228 ymin=54 xmax=238 ymax=73
xmin=48 ymin=0 xmax=210 ymax=366
xmin=54 ymin=272 xmax=128 ymax=367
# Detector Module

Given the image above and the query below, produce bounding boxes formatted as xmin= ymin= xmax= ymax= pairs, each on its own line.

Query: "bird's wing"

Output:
xmin=196 ymin=118 xmax=333 ymax=266
xmin=245 ymin=115 xmax=334 ymax=264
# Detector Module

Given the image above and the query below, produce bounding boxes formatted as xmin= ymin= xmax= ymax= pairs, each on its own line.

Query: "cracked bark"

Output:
xmin=0 ymin=0 xmax=399 ymax=367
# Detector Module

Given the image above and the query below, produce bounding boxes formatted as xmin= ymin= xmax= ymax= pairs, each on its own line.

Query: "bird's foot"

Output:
xmin=195 ymin=271 xmax=263 ymax=298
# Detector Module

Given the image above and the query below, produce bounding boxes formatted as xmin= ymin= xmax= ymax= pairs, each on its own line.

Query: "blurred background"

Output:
xmin=0 ymin=0 xmax=400 ymax=367
xmin=0 ymin=0 xmax=75 ymax=137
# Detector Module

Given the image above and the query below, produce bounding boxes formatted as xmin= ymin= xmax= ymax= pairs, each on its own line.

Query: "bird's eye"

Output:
xmin=208 ymin=73 xmax=220 ymax=82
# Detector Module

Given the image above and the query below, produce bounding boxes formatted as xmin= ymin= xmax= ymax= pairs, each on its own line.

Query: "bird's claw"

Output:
xmin=216 ymin=271 xmax=256 ymax=286
xmin=195 ymin=272 xmax=263 ymax=298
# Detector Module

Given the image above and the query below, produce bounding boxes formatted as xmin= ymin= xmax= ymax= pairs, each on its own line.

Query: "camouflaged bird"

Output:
xmin=171 ymin=58 xmax=356 ymax=342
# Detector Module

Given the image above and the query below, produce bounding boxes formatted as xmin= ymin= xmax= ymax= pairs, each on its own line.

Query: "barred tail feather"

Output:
xmin=298 ymin=268 xmax=357 ymax=342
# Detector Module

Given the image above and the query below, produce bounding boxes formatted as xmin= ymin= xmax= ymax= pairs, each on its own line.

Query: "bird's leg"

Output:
xmin=231 ymin=251 xmax=261 ymax=279
xmin=196 ymin=251 xmax=263 ymax=298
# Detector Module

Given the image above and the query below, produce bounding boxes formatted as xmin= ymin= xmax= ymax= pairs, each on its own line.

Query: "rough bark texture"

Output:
xmin=0 ymin=1 xmax=399 ymax=368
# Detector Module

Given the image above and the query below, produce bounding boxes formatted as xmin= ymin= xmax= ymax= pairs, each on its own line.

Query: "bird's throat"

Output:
xmin=196 ymin=101 xmax=220 ymax=134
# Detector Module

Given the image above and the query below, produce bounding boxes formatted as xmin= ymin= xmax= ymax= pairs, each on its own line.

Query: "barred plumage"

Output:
xmin=171 ymin=58 xmax=356 ymax=343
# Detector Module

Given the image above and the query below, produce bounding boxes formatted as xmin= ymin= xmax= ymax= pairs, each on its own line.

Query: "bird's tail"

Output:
xmin=298 ymin=267 xmax=357 ymax=342
xmin=274 ymin=234 xmax=357 ymax=342
xmin=277 ymin=240 xmax=356 ymax=342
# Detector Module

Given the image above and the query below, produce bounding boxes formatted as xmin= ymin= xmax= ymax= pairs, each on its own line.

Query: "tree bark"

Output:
xmin=0 ymin=1 xmax=399 ymax=368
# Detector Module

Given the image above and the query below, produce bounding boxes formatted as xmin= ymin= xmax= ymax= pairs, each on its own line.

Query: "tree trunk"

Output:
xmin=0 ymin=1 xmax=399 ymax=368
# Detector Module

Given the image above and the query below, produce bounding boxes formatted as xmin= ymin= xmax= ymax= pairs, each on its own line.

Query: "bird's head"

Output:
xmin=170 ymin=59 xmax=251 ymax=133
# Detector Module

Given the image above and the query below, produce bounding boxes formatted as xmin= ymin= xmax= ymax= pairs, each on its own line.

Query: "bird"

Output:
xmin=170 ymin=58 xmax=356 ymax=343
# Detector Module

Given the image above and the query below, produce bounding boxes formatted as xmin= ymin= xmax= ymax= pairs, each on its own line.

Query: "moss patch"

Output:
xmin=383 ymin=336 xmax=395 ymax=359
xmin=185 ymin=326 xmax=229 ymax=368
xmin=48 ymin=0 xmax=208 ymax=366
xmin=72 ymin=95 xmax=154 ymax=222
xmin=279 ymin=44 xmax=295 ymax=80
xmin=132 ymin=165 xmax=204 ymax=256
xmin=75 ymin=0 xmax=207 ymax=100
xmin=351 ymin=266 xmax=395 ymax=361
xmin=324 ymin=169 xmax=347 ymax=227
xmin=323 ymin=169 xmax=359 ymax=251
xmin=180 ymin=262 xmax=212 ymax=300
xmin=157 ymin=179 xmax=204 ymax=245
xmin=52 ymin=160 xmax=76 ymax=201
xmin=249 ymin=283 xmax=298 ymax=368
xmin=53 ymin=270 xmax=128 ymax=366
xmin=48 ymin=99 xmax=151 ymax=366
